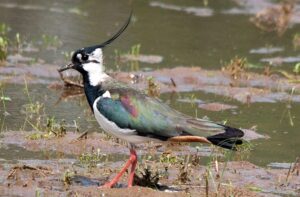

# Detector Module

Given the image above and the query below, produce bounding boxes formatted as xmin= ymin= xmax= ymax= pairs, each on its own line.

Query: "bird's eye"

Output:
xmin=82 ymin=54 xmax=88 ymax=61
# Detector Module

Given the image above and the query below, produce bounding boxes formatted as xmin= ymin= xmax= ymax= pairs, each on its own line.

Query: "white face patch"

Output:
xmin=82 ymin=62 xmax=109 ymax=86
xmin=82 ymin=48 xmax=109 ymax=86
xmin=88 ymin=48 xmax=103 ymax=64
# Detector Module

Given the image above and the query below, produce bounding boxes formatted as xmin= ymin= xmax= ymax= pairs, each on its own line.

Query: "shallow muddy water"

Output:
xmin=1 ymin=83 xmax=299 ymax=167
xmin=0 ymin=0 xmax=300 ymax=169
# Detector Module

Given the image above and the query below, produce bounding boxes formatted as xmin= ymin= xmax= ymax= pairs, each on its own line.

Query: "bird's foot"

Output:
xmin=98 ymin=149 xmax=137 ymax=189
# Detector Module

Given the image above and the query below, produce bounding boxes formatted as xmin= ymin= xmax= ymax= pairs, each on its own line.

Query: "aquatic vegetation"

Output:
xmin=134 ymin=167 xmax=160 ymax=188
xmin=293 ymin=33 xmax=300 ymax=49
xmin=114 ymin=43 xmax=142 ymax=71
xmin=147 ymin=76 xmax=160 ymax=97
xmin=222 ymin=56 xmax=248 ymax=80
xmin=293 ymin=63 xmax=300 ymax=74
xmin=0 ymin=24 xmax=9 ymax=62
xmin=26 ymin=117 xmax=67 ymax=140
xmin=35 ymin=189 xmax=41 ymax=197
xmin=176 ymin=156 xmax=192 ymax=184
xmin=276 ymin=69 xmax=300 ymax=83
xmin=22 ymin=79 xmax=42 ymax=117
xmin=14 ymin=33 xmax=22 ymax=53
xmin=0 ymin=84 xmax=11 ymax=104
xmin=41 ymin=34 xmax=62 ymax=49
xmin=204 ymin=155 xmax=232 ymax=196
xmin=117 ymin=43 xmax=163 ymax=67
xmin=130 ymin=44 xmax=141 ymax=57
xmin=0 ymin=96 xmax=11 ymax=101
xmin=22 ymin=99 xmax=45 ymax=131
xmin=115 ymin=43 xmax=141 ymax=58
xmin=78 ymin=148 xmax=107 ymax=169
xmin=200 ymin=140 xmax=254 ymax=196
xmin=23 ymin=101 xmax=44 ymax=116
xmin=230 ymin=141 xmax=253 ymax=161
xmin=61 ymin=50 xmax=74 ymax=61
xmin=0 ymin=37 xmax=8 ymax=63
xmin=159 ymin=151 xmax=185 ymax=166
xmin=62 ymin=169 xmax=75 ymax=186
xmin=0 ymin=23 xmax=63 ymax=58
xmin=247 ymin=185 xmax=263 ymax=192
xmin=26 ymin=132 xmax=45 ymax=140
xmin=22 ymin=80 xmax=68 ymax=136
xmin=0 ymin=23 xmax=10 ymax=35
xmin=0 ymin=24 xmax=27 ymax=61
xmin=0 ymin=84 xmax=10 ymax=132
xmin=46 ymin=117 xmax=67 ymax=137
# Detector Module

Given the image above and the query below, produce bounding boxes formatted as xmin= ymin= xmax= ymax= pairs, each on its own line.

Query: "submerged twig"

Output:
xmin=59 ymin=72 xmax=83 ymax=88
xmin=77 ymin=131 xmax=88 ymax=141
xmin=292 ymin=157 xmax=300 ymax=174
xmin=170 ymin=77 xmax=177 ymax=87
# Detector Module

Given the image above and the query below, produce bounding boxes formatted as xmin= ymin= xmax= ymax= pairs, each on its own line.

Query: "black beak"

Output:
xmin=58 ymin=63 xmax=74 ymax=72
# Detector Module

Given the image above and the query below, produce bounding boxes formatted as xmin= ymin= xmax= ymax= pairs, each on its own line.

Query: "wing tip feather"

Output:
xmin=207 ymin=125 xmax=244 ymax=150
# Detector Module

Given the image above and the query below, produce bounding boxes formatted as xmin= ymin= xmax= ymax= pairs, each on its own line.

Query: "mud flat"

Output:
xmin=0 ymin=131 xmax=298 ymax=197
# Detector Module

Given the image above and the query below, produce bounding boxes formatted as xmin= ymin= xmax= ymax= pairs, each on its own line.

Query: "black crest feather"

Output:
xmin=85 ymin=11 xmax=132 ymax=52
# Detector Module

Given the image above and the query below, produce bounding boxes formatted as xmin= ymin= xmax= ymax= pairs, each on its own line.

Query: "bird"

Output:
xmin=58 ymin=13 xmax=244 ymax=188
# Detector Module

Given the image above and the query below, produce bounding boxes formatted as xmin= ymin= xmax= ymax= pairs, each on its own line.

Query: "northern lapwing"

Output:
xmin=58 ymin=13 xmax=244 ymax=188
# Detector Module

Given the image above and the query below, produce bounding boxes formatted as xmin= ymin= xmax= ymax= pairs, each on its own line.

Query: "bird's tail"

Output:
xmin=206 ymin=125 xmax=244 ymax=150
xmin=183 ymin=119 xmax=244 ymax=150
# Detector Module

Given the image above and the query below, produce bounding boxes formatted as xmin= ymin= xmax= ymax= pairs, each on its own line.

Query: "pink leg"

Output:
xmin=101 ymin=149 xmax=137 ymax=188
xmin=127 ymin=149 xmax=137 ymax=187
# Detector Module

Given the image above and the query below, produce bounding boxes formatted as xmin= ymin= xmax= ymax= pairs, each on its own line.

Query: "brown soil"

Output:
xmin=1 ymin=131 xmax=127 ymax=156
xmin=0 ymin=131 xmax=299 ymax=197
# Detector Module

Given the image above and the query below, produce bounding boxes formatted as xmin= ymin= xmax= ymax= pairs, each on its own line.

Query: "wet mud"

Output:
xmin=0 ymin=131 xmax=298 ymax=197
xmin=113 ymin=67 xmax=300 ymax=103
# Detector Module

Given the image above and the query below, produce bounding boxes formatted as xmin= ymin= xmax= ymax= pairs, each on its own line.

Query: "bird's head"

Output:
xmin=65 ymin=46 xmax=104 ymax=75
xmin=58 ymin=12 xmax=132 ymax=85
